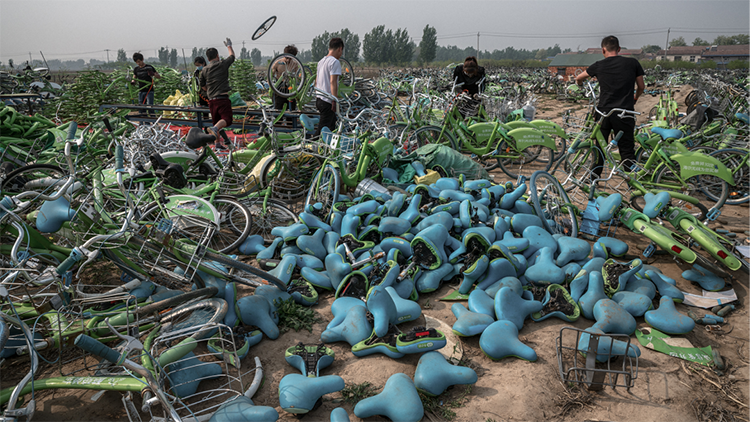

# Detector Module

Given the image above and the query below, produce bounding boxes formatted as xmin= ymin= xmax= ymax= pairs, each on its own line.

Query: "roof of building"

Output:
xmin=702 ymin=44 xmax=750 ymax=57
xmin=657 ymin=46 xmax=709 ymax=56
xmin=548 ymin=53 xmax=603 ymax=67
xmin=584 ymin=48 xmax=642 ymax=56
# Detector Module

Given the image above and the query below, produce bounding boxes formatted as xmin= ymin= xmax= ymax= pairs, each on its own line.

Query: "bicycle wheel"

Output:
xmin=268 ymin=54 xmax=306 ymax=99
xmin=529 ymin=171 xmax=578 ymax=238
xmin=243 ymin=197 xmax=298 ymax=242
xmin=252 ymin=15 xmax=277 ymax=40
xmin=139 ymin=201 xmax=224 ymax=252
xmin=260 ymin=152 xmax=322 ymax=203
xmin=202 ymin=250 xmax=287 ymax=290
xmin=210 ymin=196 xmax=252 ymax=253
xmin=495 ymin=140 xmax=554 ymax=182
xmin=409 ymin=125 xmax=458 ymax=150
xmin=1 ymin=163 xmax=66 ymax=195
xmin=135 ymin=286 xmax=219 ymax=317
xmin=339 ymin=58 xmax=355 ymax=89
xmin=653 ymin=164 xmax=729 ymax=217
xmin=707 ymin=149 xmax=749 ymax=205
xmin=305 ymin=164 xmax=340 ymax=223
xmin=561 ymin=145 xmax=604 ymax=190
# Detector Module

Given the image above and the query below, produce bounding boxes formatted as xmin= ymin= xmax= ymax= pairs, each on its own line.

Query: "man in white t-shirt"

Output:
xmin=314 ymin=37 xmax=344 ymax=137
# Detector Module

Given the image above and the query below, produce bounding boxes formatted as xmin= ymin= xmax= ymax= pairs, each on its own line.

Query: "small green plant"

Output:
xmin=275 ymin=298 xmax=321 ymax=333
xmin=340 ymin=381 xmax=380 ymax=405
xmin=419 ymin=384 xmax=472 ymax=421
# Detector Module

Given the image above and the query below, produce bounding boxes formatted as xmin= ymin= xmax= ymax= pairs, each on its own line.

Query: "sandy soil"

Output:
xmin=3 ymin=87 xmax=748 ymax=422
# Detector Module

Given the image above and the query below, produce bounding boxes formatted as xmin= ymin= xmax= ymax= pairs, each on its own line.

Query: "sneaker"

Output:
xmin=207 ymin=126 xmax=220 ymax=140
xmin=214 ymin=142 xmax=228 ymax=151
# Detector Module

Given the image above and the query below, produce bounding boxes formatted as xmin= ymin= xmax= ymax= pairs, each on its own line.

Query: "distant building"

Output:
xmin=701 ymin=45 xmax=750 ymax=66
xmin=656 ymin=46 xmax=708 ymax=63
xmin=584 ymin=48 xmax=644 ymax=59
xmin=547 ymin=53 xmax=603 ymax=80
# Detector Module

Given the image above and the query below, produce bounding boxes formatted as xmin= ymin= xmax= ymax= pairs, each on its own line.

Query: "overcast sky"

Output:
xmin=1 ymin=0 xmax=748 ymax=64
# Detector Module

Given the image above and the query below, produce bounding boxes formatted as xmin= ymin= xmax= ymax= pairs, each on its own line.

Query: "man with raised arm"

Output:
xmin=575 ymin=35 xmax=645 ymax=177
xmin=199 ymin=38 xmax=235 ymax=149
xmin=314 ymin=37 xmax=344 ymax=137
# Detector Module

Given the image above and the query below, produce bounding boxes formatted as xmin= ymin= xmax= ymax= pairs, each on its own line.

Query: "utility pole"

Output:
xmin=665 ymin=28 xmax=671 ymax=56
xmin=477 ymin=32 xmax=480 ymax=59
xmin=105 ymin=49 xmax=110 ymax=62
xmin=28 ymin=52 xmax=32 ymax=66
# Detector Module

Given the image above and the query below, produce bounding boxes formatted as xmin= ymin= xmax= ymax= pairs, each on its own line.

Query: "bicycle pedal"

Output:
xmin=643 ymin=244 xmax=656 ymax=258
xmin=706 ymin=208 xmax=722 ymax=221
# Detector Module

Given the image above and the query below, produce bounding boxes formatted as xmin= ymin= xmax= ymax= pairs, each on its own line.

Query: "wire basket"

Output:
xmin=556 ymin=326 xmax=638 ymax=391
xmin=456 ymin=96 xmax=482 ymax=117
xmin=301 ymin=131 xmax=360 ymax=160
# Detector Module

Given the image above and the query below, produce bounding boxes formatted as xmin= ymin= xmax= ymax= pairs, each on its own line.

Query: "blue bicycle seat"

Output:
xmin=237 ymin=295 xmax=280 ymax=340
xmin=591 ymin=298 xmax=637 ymax=335
xmin=555 ymin=236 xmax=592 ymax=267
xmin=299 ymin=114 xmax=320 ymax=132
xmin=271 ymin=223 xmax=309 ymax=242
xmin=321 ymin=303 xmax=372 ymax=346
xmin=279 ymin=373 xmax=345 ymax=414
xmin=524 ymin=246 xmax=565 ymax=286
xmin=209 ymin=395 xmax=279 ymax=422
xmin=592 ymin=237 xmax=629 ymax=259
xmin=682 ymin=263 xmax=725 ymax=292
xmin=650 ymin=126 xmax=684 ymax=141
xmin=736 ymin=112 xmax=749 ymax=124
xmin=367 ymin=284 xmax=398 ymax=337
xmin=330 ymin=407 xmax=350 ymax=422
xmin=284 ymin=343 xmax=335 ymax=377
xmin=36 ymin=196 xmax=77 ymax=233
xmin=484 ymin=276 xmax=523 ymax=298
xmin=577 ymin=328 xmax=641 ymax=363
xmin=354 ymin=373 xmax=424 ymax=422
xmin=480 ymin=320 xmax=537 ymax=361
xmin=578 ymin=271 xmax=608 ymax=321
xmin=413 ymin=351 xmax=478 ymax=396
xmin=378 ymin=217 xmax=412 ymax=237
xmin=643 ymin=191 xmax=671 ymax=219
xmin=415 ymin=262 xmax=454 ymax=293
xmin=299 ymin=211 xmax=333 ymax=232
xmin=644 ymin=296 xmax=695 ymax=335
xmin=644 ymin=270 xmax=684 ymax=302
xmin=494 ymin=286 xmax=543 ymax=330
xmin=468 ymin=289 xmax=496 ymax=318
xmin=296 ymin=229 xmax=327 ymax=261
xmin=595 ymin=193 xmax=622 ymax=222
xmin=611 ymin=291 xmax=653 ymax=317
xmin=451 ymin=303 xmax=494 ymax=337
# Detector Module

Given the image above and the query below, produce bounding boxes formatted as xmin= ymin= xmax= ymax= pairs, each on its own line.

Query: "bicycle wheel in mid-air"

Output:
xmin=252 ymin=16 xmax=277 ymax=40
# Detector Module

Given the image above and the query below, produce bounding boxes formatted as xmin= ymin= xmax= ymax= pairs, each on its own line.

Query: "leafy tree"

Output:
xmin=714 ymin=34 xmax=749 ymax=45
xmin=117 ymin=49 xmax=127 ymax=62
xmin=669 ymin=36 xmax=687 ymax=47
xmin=158 ymin=47 xmax=169 ymax=64
xmin=311 ymin=29 xmax=360 ymax=62
xmin=693 ymin=38 xmax=710 ymax=46
xmin=250 ymin=48 xmax=262 ymax=66
xmin=418 ymin=25 xmax=437 ymax=64
xmin=311 ymin=32 xmax=332 ymax=61
xmin=642 ymin=44 xmax=661 ymax=54
xmin=239 ymin=46 xmax=250 ymax=60
xmin=169 ymin=48 xmax=178 ymax=68
xmin=298 ymin=49 xmax=312 ymax=63
xmin=392 ymin=28 xmax=415 ymax=64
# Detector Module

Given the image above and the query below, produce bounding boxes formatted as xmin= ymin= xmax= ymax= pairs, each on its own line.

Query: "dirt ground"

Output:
xmin=3 ymin=86 xmax=748 ymax=422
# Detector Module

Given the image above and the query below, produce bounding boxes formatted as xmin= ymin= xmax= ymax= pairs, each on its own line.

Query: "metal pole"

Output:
xmin=105 ymin=49 xmax=110 ymax=62
xmin=664 ymin=28 xmax=670 ymax=57
xmin=477 ymin=32 xmax=480 ymax=59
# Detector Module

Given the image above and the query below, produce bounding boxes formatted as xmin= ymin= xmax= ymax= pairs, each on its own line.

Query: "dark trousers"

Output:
xmin=273 ymin=94 xmax=296 ymax=112
xmin=592 ymin=113 xmax=637 ymax=177
xmin=314 ymin=98 xmax=337 ymax=138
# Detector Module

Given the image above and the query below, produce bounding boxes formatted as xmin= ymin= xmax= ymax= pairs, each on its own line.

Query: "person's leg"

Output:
xmin=315 ymin=98 xmax=336 ymax=137
xmin=610 ymin=115 xmax=637 ymax=171
xmin=146 ymin=90 xmax=155 ymax=117
xmin=211 ymin=98 xmax=233 ymax=148
xmin=592 ymin=116 xmax=613 ymax=179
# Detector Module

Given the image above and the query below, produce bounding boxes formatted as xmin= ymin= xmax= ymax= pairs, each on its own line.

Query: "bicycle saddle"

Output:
xmin=347 ymin=200 xmax=380 ymax=217
xmin=413 ymin=211 xmax=454 ymax=233
xmin=531 ymin=284 xmax=580 ymax=322
xmin=522 ymin=226 xmax=558 ymax=257
xmin=476 ymin=256 xmax=516 ymax=291
xmin=285 ymin=343 xmax=335 ymax=377
xmin=494 ymin=232 xmax=530 ymax=254
xmin=463 ymin=179 xmax=492 ymax=193
xmin=601 ymin=258 xmax=642 ymax=296
xmin=451 ymin=303 xmax=494 ymax=337
xmin=271 ymin=223 xmax=309 ymax=242
xmin=36 ymin=196 xmax=77 ymax=233
xmin=413 ymin=351 xmax=477 ymax=397
xmin=480 ymin=320 xmax=537 ymax=361
xmin=643 ymin=270 xmax=684 ymax=302
xmin=439 ymin=189 xmax=474 ymax=203
xmin=353 ymin=373 xmax=424 ymax=422
xmin=524 ymin=246 xmax=565 ymax=286
xmin=578 ymin=270 xmax=607 ymax=320
xmin=577 ymin=327 xmax=641 ymax=363
xmin=611 ymin=291 xmax=652 ymax=317
xmin=644 ymin=296 xmax=695 ymax=335
xmin=351 ymin=323 xmax=404 ymax=358
xmin=288 ymin=278 xmax=319 ymax=306
xmin=378 ymin=217 xmax=411 ymax=237
xmin=510 ymin=213 xmax=543 ymax=235
xmin=458 ymin=253 xmax=489 ymax=294
xmin=623 ymin=276 xmax=656 ymax=300
xmin=367 ymin=284 xmax=398 ymax=337
xmin=683 ymin=263 xmax=725 ymax=292
xmin=299 ymin=114 xmax=320 ymax=132
xmin=430 ymin=200 xmax=461 ymax=216
xmin=237 ymin=294 xmax=280 ymax=340
xmin=415 ymin=262 xmax=454 ymax=293
xmin=299 ymin=211 xmax=333 ymax=232
xmin=434 ymin=177 xmax=460 ymax=191
xmin=185 ymin=126 xmax=216 ymax=149
xmin=411 ymin=225 xmax=452 ymax=270
xmin=267 ymin=254 xmax=296 ymax=287
xmin=325 ymin=253 xmax=352 ymax=291
xmin=335 ymin=271 xmax=369 ymax=301
xmin=209 ymin=395 xmax=279 ymax=422
xmin=321 ymin=303 xmax=372 ymax=346
xmin=736 ymin=112 xmax=749 ymax=124
xmin=238 ymin=235 xmax=266 ymax=256
xmin=650 ymin=126 xmax=683 ymax=141
xmin=595 ymin=193 xmax=622 ymax=222
xmin=385 ymin=286 xmax=421 ymax=323
xmin=166 ymin=351 xmax=224 ymax=398
xmin=296 ymin=229 xmax=327 ymax=261
xmin=556 ymin=236 xmax=591 ymax=267
xmin=500 ymin=183 xmax=527 ymax=210
xmin=299 ymin=267 xmax=332 ymax=291
xmin=330 ymin=407 xmax=350 ymax=422
xmin=380 ymin=237 xmax=413 ymax=260
xmin=592 ymin=237 xmax=629 ymax=259
xmin=279 ymin=373 xmax=345 ymax=414
xmin=485 ymin=276 xmax=523 ymax=298
xmin=643 ymin=191 xmax=671 ymax=219
xmin=494 ymin=286 xmax=543 ymax=330
xmin=590 ymin=298 xmax=637 ymax=335
xmin=468 ymin=289 xmax=495 ymax=318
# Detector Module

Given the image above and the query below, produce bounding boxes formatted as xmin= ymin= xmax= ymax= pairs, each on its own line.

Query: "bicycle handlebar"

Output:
xmin=75 ymin=334 xmax=123 ymax=365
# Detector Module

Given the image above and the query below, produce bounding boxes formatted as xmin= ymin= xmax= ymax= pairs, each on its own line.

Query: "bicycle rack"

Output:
xmin=556 ymin=326 xmax=638 ymax=391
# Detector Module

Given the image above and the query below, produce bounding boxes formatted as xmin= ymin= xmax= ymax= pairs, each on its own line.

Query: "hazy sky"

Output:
xmin=1 ymin=0 xmax=748 ymax=64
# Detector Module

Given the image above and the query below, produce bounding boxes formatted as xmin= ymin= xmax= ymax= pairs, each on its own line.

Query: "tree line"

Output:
xmin=642 ymin=33 xmax=750 ymax=53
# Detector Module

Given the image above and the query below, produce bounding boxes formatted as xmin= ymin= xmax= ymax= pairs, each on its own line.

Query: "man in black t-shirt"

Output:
xmin=131 ymin=52 xmax=161 ymax=115
xmin=575 ymin=35 xmax=645 ymax=176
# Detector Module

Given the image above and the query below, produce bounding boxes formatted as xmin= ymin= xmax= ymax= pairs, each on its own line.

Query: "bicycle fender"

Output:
xmin=669 ymin=152 xmax=735 ymax=185
xmin=627 ymin=216 xmax=696 ymax=263
xmin=529 ymin=119 xmax=567 ymax=139
xmin=676 ymin=218 xmax=741 ymax=271
xmin=162 ymin=194 xmax=220 ymax=224
xmin=507 ymin=128 xmax=556 ymax=152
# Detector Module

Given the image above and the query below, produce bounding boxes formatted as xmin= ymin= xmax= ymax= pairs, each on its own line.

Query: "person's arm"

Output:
xmin=575 ymin=70 xmax=589 ymax=86
xmin=330 ymin=74 xmax=339 ymax=102
xmin=153 ymin=67 xmax=161 ymax=79
xmin=634 ymin=75 xmax=645 ymax=104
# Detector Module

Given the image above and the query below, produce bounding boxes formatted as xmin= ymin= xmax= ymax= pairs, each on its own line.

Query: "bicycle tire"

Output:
xmin=629 ymin=196 xmax=709 ymax=222
xmin=135 ymin=286 xmax=219 ymax=318
xmin=339 ymin=58 xmax=355 ymax=89
xmin=409 ymin=125 xmax=458 ymax=150
xmin=562 ymin=145 xmax=604 ymax=190
xmin=243 ymin=197 xmax=298 ymax=242
xmin=496 ymin=139 xmax=554 ymax=182
xmin=139 ymin=200 xmax=225 ymax=253
xmin=268 ymin=54 xmax=306 ymax=99
xmin=529 ymin=171 xmax=578 ymax=238
xmin=252 ymin=15 xmax=277 ymax=40
xmin=260 ymin=152 xmax=322 ymax=202
xmin=653 ymin=163 xmax=729 ymax=218
xmin=707 ymin=148 xmax=749 ymax=205
xmin=305 ymin=164 xmax=340 ymax=223
xmin=210 ymin=196 xmax=252 ymax=253
xmin=202 ymin=250 xmax=287 ymax=290
xmin=1 ymin=163 xmax=66 ymax=195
